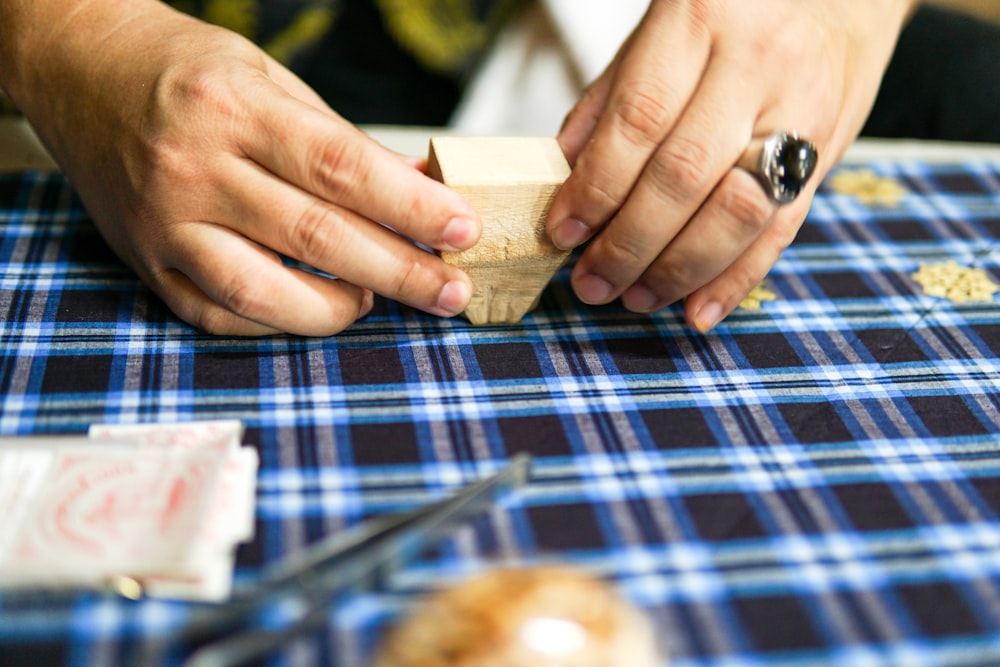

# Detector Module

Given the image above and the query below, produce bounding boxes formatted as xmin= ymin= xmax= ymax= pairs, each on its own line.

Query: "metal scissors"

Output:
xmin=130 ymin=454 xmax=531 ymax=667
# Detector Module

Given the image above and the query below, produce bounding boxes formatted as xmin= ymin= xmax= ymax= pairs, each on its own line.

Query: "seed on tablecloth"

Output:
xmin=739 ymin=283 xmax=777 ymax=311
xmin=371 ymin=566 xmax=663 ymax=667
xmin=828 ymin=168 xmax=908 ymax=206
xmin=911 ymin=261 xmax=1000 ymax=303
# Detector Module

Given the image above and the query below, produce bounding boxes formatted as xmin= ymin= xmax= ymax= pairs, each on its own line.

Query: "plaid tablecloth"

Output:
xmin=3 ymin=154 xmax=1000 ymax=666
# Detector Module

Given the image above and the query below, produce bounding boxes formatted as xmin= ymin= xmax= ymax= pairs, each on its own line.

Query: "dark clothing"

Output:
xmin=172 ymin=2 xmax=1000 ymax=141
xmin=862 ymin=6 xmax=1000 ymax=143
xmin=170 ymin=0 xmax=526 ymax=126
xmin=294 ymin=1 xmax=463 ymax=125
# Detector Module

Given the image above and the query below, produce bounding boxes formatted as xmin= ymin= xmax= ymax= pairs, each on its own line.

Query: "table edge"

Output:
xmin=2 ymin=118 xmax=999 ymax=175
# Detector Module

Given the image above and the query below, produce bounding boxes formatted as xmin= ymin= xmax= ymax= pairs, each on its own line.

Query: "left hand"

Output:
xmin=548 ymin=0 xmax=917 ymax=331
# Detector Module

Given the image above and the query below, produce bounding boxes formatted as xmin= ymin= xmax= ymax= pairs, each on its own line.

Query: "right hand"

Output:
xmin=3 ymin=1 xmax=480 ymax=336
xmin=547 ymin=0 xmax=914 ymax=331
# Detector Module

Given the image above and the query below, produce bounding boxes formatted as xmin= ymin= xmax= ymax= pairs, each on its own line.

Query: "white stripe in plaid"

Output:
xmin=2 ymin=158 xmax=1000 ymax=665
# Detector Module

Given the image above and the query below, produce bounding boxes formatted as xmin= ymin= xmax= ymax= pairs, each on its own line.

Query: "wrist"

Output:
xmin=0 ymin=0 xmax=193 ymax=168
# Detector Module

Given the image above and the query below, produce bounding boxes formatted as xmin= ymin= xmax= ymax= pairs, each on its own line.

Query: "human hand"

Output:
xmin=1 ymin=1 xmax=480 ymax=336
xmin=548 ymin=0 xmax=917 ymax=331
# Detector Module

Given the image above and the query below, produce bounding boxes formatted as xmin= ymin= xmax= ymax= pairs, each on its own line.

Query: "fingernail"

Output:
xmin=359 ymin=290 xmax=375 ymax=318
xmin=552 ymin=218 xmax=591 ymax=250
xmin=622 ymin=284 xmax=659 ymax=313
xmin=437 ymin=279 xmax=472 ymax=316
xmin=575 ymin=273 xmax=614 ymax=304
xmin=442 ymin=216 xmax=479 ymax=251
xmin=693 ymin=301 xmax=724 ymax=332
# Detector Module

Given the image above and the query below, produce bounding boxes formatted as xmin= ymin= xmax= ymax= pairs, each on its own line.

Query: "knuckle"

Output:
xmin=216 ymin=269 xmax=267 ymax=320
xmin=384 ymin=251 xmax=431 ymax=303
xmin=651 ymin=136 xmax=713 ymax=195
xmin=142 ymin=136 xmax=200 ymax=188
xmin=612 ymin=82 xmax=673 ymax=147
xmin=142 ymin=71 xmax=246 ymax=190
xmin=719 ymin=181 xmax=774 ymax=236
xmin=193 ymin=306 xmax=234 ymax=336
xmin=572 ymin=172 xmax=624 ymax=215
xmin=656 ymin=256 xmax=698 ymax=293
xmin=169 ymin=66 xmax=222 ymax=108
xmin=287 ymin=201 xmax=344 ymax=261
xmin=595 ymin=230 xmax=651 ymax=274
xmin=773 ymin=18 xmax=816 ymax=62
xmin=747 ymin=11 xmax=810 ymax=63
xmin=310 ymin=137 xmax=367 ymax=198
xmin=154 ymin=60 xmax=243 ymax=127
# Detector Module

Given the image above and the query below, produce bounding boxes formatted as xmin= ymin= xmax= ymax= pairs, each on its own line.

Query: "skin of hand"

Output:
xmin=0 ymin=0 xmax=481 ymax=336
xmin=549 ymin=0 xmax=919 ymax=332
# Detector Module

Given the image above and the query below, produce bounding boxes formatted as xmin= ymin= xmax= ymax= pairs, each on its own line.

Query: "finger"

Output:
xmin=619 ymin=167 xmax=775 ymax=313
xmin=398 ymin=154 xmax=427 ymax=171
xmin=683 ymin=194 xmax=814 ymax=333
xmin=237 ymin=82 xmax=482 ymax=252
xmin=547 ymin=7 xmax=711 ymax=252
xmin=568 ymin=60 xmax=760 ymax=305
xmin=151 ymin=269 xmax=283 ymax=337
xmin=556 ymin=35 xmax=626 ymax=167
xmin=157 ymin=222 xmax=370 ymax=336
xmin=216 ymin=158 xmax=474 ymax=318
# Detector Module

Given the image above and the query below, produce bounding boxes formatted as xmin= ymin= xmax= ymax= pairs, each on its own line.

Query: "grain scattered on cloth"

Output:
xmin=829 ymin=168 xmax=908 ymax=206
xmin=912 ymin=260 xmax=1000 ymax=303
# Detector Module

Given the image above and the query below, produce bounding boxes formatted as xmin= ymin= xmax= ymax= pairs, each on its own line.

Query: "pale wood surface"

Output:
xmin=3 ymin=120 xmax=997 ymax=174
xmin=428 ymin=136 xmax=571 ymax=325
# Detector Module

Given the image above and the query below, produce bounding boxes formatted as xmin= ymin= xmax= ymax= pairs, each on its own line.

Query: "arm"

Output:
xmin=0 ymin=0 xmax=481 ymax=336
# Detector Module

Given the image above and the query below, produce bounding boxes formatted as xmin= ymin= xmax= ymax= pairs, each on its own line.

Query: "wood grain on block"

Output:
xmin=427 ymin=137 xmax=571 ymax=325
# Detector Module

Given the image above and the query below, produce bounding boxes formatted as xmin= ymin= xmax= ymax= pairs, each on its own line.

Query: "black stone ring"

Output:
xmin=751 ymin=131 xmax=818 ymax=205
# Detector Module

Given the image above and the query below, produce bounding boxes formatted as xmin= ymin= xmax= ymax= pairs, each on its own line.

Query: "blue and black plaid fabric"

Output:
xmin=2 ymin=158 xmax=1000 ymax=666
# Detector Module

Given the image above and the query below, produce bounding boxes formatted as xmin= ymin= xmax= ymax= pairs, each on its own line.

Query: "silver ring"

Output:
xmin=754 ymin=131 xmax=818 ymax=204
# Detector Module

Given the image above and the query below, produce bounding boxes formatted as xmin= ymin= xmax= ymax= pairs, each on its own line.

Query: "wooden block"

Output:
xmin=427 ymin=136 xmax=571 ymax=325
